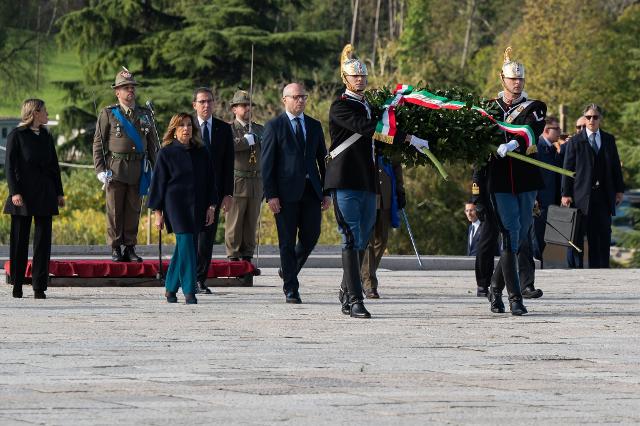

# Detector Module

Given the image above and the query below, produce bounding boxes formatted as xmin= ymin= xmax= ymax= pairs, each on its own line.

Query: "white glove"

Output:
xmin=409 ymin=135 xmax=429 ymax=152
xmin=97 ymin=171 xmax=108 ymax=184
xmin=244 ymin=133 xmax=255 ymax=146
xmin=497 ymin=140 xmax=519 ymax=157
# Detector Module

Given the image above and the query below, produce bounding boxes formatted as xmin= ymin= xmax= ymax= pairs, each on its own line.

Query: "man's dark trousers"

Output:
xmin=568 ymin=188 xmax=612 ymax=268
xmin=196 ymin=206 xmax=221 ymax=283
xmin=475 ymin=198 xmax=499 ymax=291
xmin=275 ymin=182 xmax=321 ymax=295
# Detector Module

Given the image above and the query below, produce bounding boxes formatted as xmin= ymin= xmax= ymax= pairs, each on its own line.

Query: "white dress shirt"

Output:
xmin=586 ymin=128 xmax=601 ymax=151
xmin=285 ymin=110 xmax=306 ymax=140
xmin=197 ymin=116 xmax=213 ymax=142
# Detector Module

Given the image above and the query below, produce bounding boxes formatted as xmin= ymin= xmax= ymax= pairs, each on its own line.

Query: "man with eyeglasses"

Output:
xmin=192 ymin=87 xmax=234 ymax=294
xmin=531 ymin=116 xmax=563 ymax=264
xmin=325 ymin=44 xmax=429 ymax=318
xmin=261 ymin=83 xmax=330 ymax=304
xmin=515 ymin=116 xmax=563 ymax=299
xmin=561 ymin=104 xmax=624 ymax=268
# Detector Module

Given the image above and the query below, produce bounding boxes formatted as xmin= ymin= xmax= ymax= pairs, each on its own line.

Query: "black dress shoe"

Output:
xmin=12 ymin=284 xmax=23 ymax=298
xmin=350 ymin=302 xmax=371 ymax=318
xmin=185 ymin=294 xmax=198 ymax=305
xmin=111 ymin=247 xmax=124 ymax=262
xmin=510 ymin=300 xmax=528 ymax=316
xmin=34 ymin=290 xmax=46 ymax=299
xmin=476 ymin=286 xmax=489 ymax=297
xmin=522 ymin=285 xmax=543 ymax=299
xmin=285 ymin=291 xmax=302 ymax=304
xmin=196 ymin=281 xmax=212 ymax=294
xmin=365 ymin=289 xmax=380 ymax=299
xmin=165 ymin=291 xmax=178 ymax=303
xmin=123 ymin=246 xmax=143 ymax=262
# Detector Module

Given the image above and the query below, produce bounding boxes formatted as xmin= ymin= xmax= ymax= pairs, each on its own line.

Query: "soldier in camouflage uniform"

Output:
xmin=93 ymin=67 xmax=158 ymax=262
xmin=224 ymin=90 xmax=264 ymax=269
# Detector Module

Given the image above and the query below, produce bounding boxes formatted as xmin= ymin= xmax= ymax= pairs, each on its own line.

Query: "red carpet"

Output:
xmin=3 ymin=259 xmax=255 ymax=278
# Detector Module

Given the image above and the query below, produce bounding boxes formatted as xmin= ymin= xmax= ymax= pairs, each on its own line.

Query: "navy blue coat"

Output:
xmin=536 ymin=136 xmax=563 ymax=209
xmin=261 ymin=112 xmax=326 ymax=202
xmin=147 ymin=140 xmax=216 ymax=234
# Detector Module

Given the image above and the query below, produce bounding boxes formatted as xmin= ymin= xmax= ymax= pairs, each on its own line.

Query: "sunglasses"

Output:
xmin=585 ymin=115 xmax=600 ymax=121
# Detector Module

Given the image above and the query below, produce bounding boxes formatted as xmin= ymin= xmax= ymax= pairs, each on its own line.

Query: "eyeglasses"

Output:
xmin=546 ymin=126 xmax=560 ymax=131
xmin=195 ymin=99 xmax=213 ymax=105
xmin=585 ymin=115 xmax=599 ymax=121
xmin=464 ymin=209 xmax=476 ymax=213
xmin=285 ymin=95 xmax=308 ymax=101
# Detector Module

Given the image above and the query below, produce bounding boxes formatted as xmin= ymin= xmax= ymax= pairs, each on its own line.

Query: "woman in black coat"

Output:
xmin=147 ymin=113 xmax=216 ymax=304
xmin=3 ymin=99 xmax=64 ymax=299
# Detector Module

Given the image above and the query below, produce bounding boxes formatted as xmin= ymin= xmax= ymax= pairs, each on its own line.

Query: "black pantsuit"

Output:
xmin=3 ymin=126 xmax=63 ymax=295
xmin=10 ymin=216 xmax=52 ymax=290
xmin=196 ymin=206 xmax=220 ymax=283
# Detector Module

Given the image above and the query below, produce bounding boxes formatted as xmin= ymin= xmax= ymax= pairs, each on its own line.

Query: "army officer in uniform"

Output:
xmin=93 ymin=67 xmax=158 ymax=262
xmin=225 ymin=90 xmax=265 ymax=275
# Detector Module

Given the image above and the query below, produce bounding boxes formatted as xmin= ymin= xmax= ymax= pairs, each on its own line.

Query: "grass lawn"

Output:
xmin=0 ymin=38 xmax=83 ymax=118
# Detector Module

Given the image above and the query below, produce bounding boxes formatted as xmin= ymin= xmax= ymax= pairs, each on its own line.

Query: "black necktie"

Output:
xmin=589 ymin=133 xmax=598 ymax=154
xmin=202 ymin=121 xmax=210 ymax=146
xmin=294 ymin=117 xmax=305 ymax=146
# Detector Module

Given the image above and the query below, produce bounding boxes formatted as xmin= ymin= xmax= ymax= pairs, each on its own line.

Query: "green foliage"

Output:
xmin=366 ymin=85 xmax=500 ymax=169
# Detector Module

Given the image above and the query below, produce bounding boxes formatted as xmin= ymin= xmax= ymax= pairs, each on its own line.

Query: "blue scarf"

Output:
xmin=110 ymin=107 xmax=152 ymax=195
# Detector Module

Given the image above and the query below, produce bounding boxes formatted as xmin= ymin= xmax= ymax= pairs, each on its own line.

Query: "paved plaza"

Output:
xmin=1 ymin=267 xmax=639 ymax=425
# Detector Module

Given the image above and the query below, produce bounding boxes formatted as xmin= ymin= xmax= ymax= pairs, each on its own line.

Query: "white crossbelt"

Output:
xmin=328 ymin=132 xmax=362 ymax=160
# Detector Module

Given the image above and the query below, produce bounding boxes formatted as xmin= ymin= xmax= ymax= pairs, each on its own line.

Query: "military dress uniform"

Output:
xmin=225 ymin=114 xmax=264 ymax=261
xmin=360 ymin=155 xmax=404 ymax=298
xmin=93 ymin=69 xmax=157 ymax=262
xmin=484 ymin=48 xmax=546 ymax=315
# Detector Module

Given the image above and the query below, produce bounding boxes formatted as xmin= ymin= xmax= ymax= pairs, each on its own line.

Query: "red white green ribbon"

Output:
xmin=374 ymin=84 xmax=536 ymax=149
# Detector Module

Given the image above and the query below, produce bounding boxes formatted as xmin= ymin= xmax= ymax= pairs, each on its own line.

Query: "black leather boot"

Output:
xmin=338 ymin=277 xmax=349 ymax=315
xmin=342 ymin=249 xmax=371 ymax=318
xmin=111 ymin=246 xmax=124 ymax=262
xmin=489 ymin=257 xmax=505 ymax=313
xmin=123 ymin=246 xmax=143 ymax=262
xmin=502 ymin=250 xmax=527 ymax=315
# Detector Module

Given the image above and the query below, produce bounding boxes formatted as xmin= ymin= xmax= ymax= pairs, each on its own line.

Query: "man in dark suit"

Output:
xmin=261 ymin=82 xmax=331 ymax=303
xmin=192 ymin=87 xmax=234 ymax=294
xmin=514 ymin=117 xmax=562 ymax=300
xmin=533 ymin=116 xmax=562 ymax=260
xmin=561 ymin=103 xmax=624 ymax=268
xmin=465 ymin=201 xmax=482 ymax=256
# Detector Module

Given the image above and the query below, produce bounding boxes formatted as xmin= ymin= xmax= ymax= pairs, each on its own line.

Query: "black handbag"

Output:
xmin=544 ymin=205 xmax=582 ymax=250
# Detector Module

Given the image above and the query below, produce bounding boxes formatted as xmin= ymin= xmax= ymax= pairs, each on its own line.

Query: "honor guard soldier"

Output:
xmin=483 ymin=47 xmax=547 ymax=315
xmin=225 ymin=90 xmax=265 ymax=273
xmin=93 ymin=67 xmax=158 ymax=262
xmin=325 ymin=44 xmax=428 ymax=318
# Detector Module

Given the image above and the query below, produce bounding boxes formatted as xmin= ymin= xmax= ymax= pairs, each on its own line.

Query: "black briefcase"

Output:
xmin=544 ymin=205 xmax=582 ymax=247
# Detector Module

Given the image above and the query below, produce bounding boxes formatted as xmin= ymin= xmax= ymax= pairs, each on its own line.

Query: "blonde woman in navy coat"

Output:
xmin=148 ymin=113 xmax=217 ymax=304
xmin=3 ymin=99 xmax=64 ymax=299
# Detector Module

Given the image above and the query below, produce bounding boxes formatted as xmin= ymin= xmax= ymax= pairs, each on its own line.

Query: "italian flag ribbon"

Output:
xmin=374 ymin=84 xmax=536 ymax=151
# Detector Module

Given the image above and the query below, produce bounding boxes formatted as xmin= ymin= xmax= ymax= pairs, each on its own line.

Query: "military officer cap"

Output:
xmin=230 ymin=90 xmax=253 ymax=107
xmin=112 ymin=66 xmax=138 ymax=89
xmin=501 ymin=47 xmax=525 ymax=79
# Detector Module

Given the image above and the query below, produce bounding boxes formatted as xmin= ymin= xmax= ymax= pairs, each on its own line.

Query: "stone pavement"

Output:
xmin=1 ymin=268 xmax=639 ymax=425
